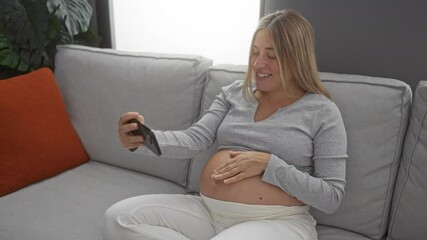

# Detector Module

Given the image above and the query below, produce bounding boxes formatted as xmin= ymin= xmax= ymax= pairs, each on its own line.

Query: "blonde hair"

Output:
xmin=243 ymin=9 xmax=331 ymax=99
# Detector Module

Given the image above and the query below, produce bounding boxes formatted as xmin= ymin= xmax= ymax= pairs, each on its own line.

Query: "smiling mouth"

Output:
xmin=257 ymin=72 xmax=272 ymax=78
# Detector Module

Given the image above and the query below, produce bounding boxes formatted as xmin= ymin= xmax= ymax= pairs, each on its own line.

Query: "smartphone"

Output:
xmin=126 ymin=118 xmax=162 ymax=156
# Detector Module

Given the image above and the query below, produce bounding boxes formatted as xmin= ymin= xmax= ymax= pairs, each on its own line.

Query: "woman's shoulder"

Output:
xmin=221 ymin=80 xmax=245 ymax=95
xmin=305 ymin=93 xmax=338 ymax=109
xmin=225 ymin=79 xmax=244 ymax=89
xmin=303 ymin=93 xmax=343 ymax=119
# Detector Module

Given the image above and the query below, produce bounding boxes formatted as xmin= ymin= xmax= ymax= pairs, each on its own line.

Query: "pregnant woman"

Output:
xmin=104 ymin=9 xmax=347 ymax=240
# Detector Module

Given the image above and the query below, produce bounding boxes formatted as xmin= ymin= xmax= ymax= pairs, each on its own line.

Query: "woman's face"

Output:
xmin=250 ymin=29 xmax=282 ymax=94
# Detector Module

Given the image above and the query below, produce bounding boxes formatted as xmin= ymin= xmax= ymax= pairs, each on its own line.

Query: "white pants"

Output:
xmin=103 ymin=194 xmax=317 ymax=240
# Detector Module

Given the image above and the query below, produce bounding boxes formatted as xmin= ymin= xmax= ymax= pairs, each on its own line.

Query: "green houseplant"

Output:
xmin=0 ymin=0 xmax=100 ymax=79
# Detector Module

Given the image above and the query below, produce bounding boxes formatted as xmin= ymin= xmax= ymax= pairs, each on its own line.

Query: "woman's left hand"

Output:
xmin=211 ymin=151 xmax=270 ymax=184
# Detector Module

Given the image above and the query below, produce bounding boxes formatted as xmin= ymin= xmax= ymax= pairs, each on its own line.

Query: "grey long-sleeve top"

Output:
xmin=141 ymin=80 xmax=348 ymax=214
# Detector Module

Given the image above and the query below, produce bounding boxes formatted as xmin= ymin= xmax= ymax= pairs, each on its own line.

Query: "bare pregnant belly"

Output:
xmin=200 ymin=150 xmax=304 ymax=206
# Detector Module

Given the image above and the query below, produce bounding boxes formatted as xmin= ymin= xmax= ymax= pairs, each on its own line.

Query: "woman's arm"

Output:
xmin=262 ymin=103 xmax=348 ymax=214
xmin=138 ymin=83 xmax=234 ymax=159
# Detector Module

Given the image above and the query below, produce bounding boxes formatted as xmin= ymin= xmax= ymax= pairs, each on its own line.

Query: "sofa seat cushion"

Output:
xmin=54 ymin=45 xmax=212 ymax=187
xmin=316 ymin=225 xmax=372 ymax=240
xmin=0 ymin=68 xmax=89 ymax=197
xmin=0 ymin=161 xmax=187 ymax=240
xmin=388 ymin=81 xmax=427 ymax=240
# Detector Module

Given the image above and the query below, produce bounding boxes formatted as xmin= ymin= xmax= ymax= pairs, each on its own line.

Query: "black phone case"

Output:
xmin=127 ymin=119 xmax=162 ymax=156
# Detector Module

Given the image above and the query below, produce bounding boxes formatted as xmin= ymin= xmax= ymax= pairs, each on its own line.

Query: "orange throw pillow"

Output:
xmin=0 ymin=68 xmax=89 ymax=196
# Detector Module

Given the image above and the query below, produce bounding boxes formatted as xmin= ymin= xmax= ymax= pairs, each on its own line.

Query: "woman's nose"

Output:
xmin=253 ymin=55 xmax=267 ymax=68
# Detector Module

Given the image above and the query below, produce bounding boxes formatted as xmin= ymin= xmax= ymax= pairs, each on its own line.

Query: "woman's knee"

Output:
xmin=102 ymin=194 xmax=216 ymax=240
xmin=103 ymin=196 xmax=154 ymax=240
xmin=103 ymin=202 xmax=122 ymax=239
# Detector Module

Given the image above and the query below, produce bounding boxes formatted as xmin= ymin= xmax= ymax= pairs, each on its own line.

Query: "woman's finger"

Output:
xmin=223 ymin=172 xmax=246 ymax=184
xmin=123 ymin=142 xmax=144 ymax=149
xmin=211 ymin=166 xmax=240 ymax=180
xmin=213 ymin=157 xmax=239 ymax=173
xmin=118 ymin=122 xmax=138 ymax=135
xmin=118 ymin=112 xmax=139 ymax=127
xmin=229 ymin=150 xmax=242 ymax=157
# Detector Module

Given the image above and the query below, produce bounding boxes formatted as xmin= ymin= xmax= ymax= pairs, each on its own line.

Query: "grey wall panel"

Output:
xmin=263 ymin=0 xmax=427 ymax=91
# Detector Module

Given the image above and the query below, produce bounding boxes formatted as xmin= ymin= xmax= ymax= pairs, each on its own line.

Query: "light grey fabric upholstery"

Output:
xmin=316 ymin=225 xmax=372 ymax=240
xmin=388 ymin=81 xmax=427 ymax=240
xmin=310 ymin=73 xmax=412 ymax=239
xmin=0 ymin=161 xmax=186 ymax=240
xmin=188 ymin=64 xmax=247 ymax=192
xmin=54 ymin=45 xmax=212 ymax=186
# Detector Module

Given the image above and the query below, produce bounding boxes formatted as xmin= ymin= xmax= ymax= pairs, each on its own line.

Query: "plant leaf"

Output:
xmin=46 ymin=0 xmax=92 ymax=36
xmin=74 ymin=27 xmax=102 ymax=47
xmin=1 ymin=0 xmax=50 ymax=49
xmin=0 ymin=33 xmax=30 ymax=72
xmin=0 ymin=34 xmax=14 ymax=64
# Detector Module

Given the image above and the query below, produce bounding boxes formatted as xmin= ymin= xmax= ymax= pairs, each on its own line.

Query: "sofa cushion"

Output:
xmin=0 ymin=68 xmax=89 ymax=197
xmin=54 ymin=45 xmax=212 ymax=186
xmin=316 ymin=224 xmax=372 ymax=240
xmin=388 ymin=81 xmax=427 ymax=240
xmin=316 ymin=225 xmax=372 ymax=240
xmin=310 ymin=72 xmax=412 ymax=239
xmin=188 ymin=64 xmax=247 ymax=192
xmin=0 ymin=161 xmax=187 ymax=240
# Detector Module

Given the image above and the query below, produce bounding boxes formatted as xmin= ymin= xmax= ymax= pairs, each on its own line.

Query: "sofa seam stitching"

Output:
xmin=387 ymin=103 xmax=427 ymax=236
xmin=185 ymin=58 xmax=202 ymax=189
xmin=322 ymin=79 xmax=409 ymax=91
xmin=58 ymin=45 xmax=203 ymax=63
xmin=378 ymin=88 xmax=409 ymax=237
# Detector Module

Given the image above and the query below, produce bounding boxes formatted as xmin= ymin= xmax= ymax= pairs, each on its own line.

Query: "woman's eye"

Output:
xmin=267 ymin=54 xmax=277 ymax=59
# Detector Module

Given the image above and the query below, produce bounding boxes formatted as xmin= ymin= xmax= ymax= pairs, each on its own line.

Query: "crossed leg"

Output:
xmin=103 ymin=194 xmax=217 ymax=240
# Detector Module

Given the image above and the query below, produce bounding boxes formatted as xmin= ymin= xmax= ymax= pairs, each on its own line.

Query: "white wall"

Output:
xmin=111 ymin=0 xmax=260 ymax=65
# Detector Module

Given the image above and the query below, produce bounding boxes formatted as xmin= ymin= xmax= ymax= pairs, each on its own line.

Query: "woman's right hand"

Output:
xmin=117 ymin=112 xmax=145 ymax=150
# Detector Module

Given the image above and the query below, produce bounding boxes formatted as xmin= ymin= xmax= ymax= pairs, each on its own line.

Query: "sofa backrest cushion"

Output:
xmin=188 ymin=65 xmax=412 ymax=239
xmin=54 ymin=45 xmax=212 ymax=186
xmin=0 ymin=68 xmax=89 ymax=196
xmin=309 ymin=73 xmax=412 ymax=239
xmin=188 ymin=64 xmax=247 ymax=192
xmin=388 ymin=81 xmax=427 ymax=240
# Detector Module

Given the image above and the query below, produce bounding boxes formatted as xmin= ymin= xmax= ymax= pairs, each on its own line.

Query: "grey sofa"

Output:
xmin=0 ymin=45 xmax=426 ymax=240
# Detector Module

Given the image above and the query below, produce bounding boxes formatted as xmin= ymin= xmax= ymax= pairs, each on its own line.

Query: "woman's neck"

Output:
xmin=256 ymin=85 xmax=306 ymax=107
